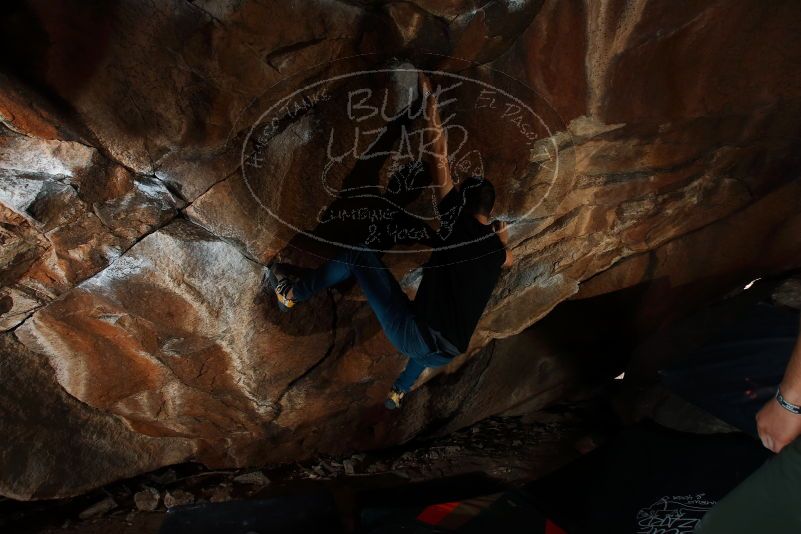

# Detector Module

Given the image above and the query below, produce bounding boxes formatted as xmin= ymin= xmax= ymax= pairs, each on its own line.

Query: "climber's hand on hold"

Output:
xmin=493 ymin=220 xmax=509 ymax=245
xmin=419 ymin=71 xmax=433 ymax=99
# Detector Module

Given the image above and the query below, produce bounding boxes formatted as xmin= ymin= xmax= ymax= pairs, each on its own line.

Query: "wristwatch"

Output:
xmin=776 ymin=388 xmax=801 ymax=415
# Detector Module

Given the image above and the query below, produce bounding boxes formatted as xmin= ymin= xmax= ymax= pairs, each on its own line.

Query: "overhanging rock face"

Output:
xmin=2 ymin=0 xmax=801 ymax=499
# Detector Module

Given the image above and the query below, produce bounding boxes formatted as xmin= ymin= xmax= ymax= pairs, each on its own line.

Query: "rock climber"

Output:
xmin=265 ymin=70 xmax=513 ymax=410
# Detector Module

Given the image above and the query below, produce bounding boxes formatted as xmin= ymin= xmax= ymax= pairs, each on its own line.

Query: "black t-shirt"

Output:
xmin=413 ymin=186 xmax=506 ymax=355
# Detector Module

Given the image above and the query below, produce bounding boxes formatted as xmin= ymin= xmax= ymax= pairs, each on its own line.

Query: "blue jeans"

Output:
xmin=291 ymin=249 xmax=453 ymax=393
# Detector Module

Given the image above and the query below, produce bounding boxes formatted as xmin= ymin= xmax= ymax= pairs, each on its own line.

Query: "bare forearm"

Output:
xmin=493 ymin=220 xmax=513 ymax=268
xmin=780 ymin=315 xmax=801 ymax=403
xmin=420 ymin=78 xmax=453 ymax=199
xmin=756 ymin=314 xmax=801 ymax=453
xmin=502 ymin=248 xmax=513 ymax=268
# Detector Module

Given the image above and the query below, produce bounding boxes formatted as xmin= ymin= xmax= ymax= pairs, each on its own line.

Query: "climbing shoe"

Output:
xmin=265 ymin=263 xmax=297 ymax=312
xmin=384 ymin=388 xmax=405 ymax=410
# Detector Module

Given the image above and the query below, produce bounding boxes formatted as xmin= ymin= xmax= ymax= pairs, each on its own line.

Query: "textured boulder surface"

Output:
xmin=1 ymin=0 xmax=801 ymax=499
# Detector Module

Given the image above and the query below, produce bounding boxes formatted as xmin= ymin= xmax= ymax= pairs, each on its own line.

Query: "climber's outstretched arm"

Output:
xmin=419 ymin=72 xmax=454 ymax=202
xmin=493 ymin=220 xmax=514 ymax=268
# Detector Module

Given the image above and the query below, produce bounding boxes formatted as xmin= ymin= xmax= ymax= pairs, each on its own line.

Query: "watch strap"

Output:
xmin=776 ymin=388 xmax=801 ymax=415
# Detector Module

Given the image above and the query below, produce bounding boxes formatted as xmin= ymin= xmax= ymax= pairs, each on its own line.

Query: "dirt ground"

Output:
xmin=2 ymin=399 xmax=612 ymax=534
